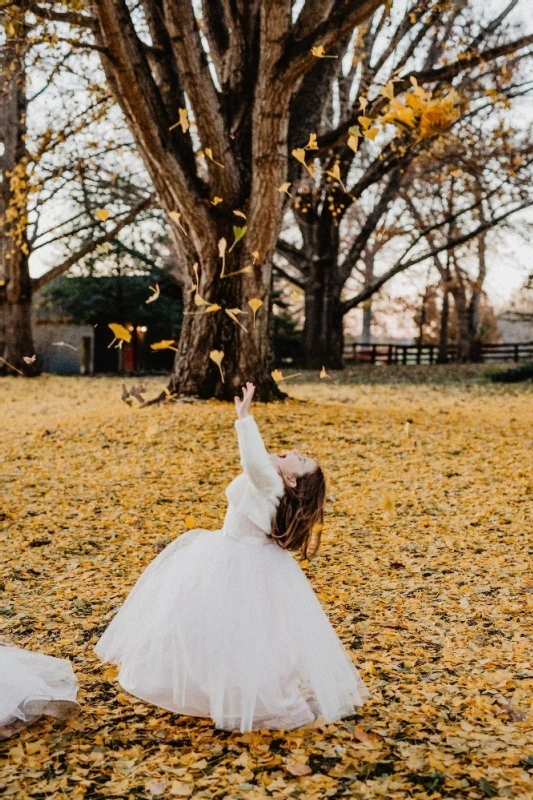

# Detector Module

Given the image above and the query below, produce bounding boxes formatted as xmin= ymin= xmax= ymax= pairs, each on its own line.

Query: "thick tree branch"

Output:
xmin=281 ymin=0 xmax=385 ymax=84
xmin=317 ymin=33 xmax=533 ymax=154
xmin=276 ymin=240 xmax=308 ymax=272
xmin=164 ymin=0 xmax=240 ymax=200
xmin=29 ymin=4 xmax=97 ymax=29
xmin=31 ymin=195 xmax=154 ymax=292
xmin=340 ymin=200 xmax=533 ymax=314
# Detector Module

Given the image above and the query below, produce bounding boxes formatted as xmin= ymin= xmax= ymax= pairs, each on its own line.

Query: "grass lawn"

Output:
xmin=1 ymin=374 xmax=532 ymax=799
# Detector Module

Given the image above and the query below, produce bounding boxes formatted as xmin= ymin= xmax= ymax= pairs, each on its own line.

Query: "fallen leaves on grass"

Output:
xmin=1 ymin=376 xmax=532 ymax=799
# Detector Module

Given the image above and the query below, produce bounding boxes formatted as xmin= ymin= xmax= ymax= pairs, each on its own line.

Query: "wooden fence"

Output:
xmin=343 ymin=341 xmax=533 ymax=365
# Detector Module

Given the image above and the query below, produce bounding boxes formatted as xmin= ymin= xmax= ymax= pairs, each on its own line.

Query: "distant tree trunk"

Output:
xmin=452 ymin=231 xmax=487 ymax=363
xmin=301 ymin=218 xmax=344 ymax=369
xmin=0 ymin=15 xmax=37 ymax=376
xmin=438 ymin=280 xmax=450 ymax=363
xmin=360 ymin=255 xmax=374 ymax=345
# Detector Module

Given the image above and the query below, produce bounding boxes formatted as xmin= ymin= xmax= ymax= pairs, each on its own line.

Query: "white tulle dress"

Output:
xmin=95 ymin=415 xmax=369 ymax=732
xmin=0 ymin=644 xmax=80 ymax=738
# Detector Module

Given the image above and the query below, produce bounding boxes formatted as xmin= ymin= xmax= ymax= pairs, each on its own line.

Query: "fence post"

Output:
xmin=387 ymin=344 xmax=393 ymax=365
xmin=371 ymin=344 xmax=376 ymax=364
xmin=514 ymin=344 xmax=519 ymax=362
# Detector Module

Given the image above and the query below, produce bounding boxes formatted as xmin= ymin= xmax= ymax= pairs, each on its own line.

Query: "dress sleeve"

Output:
xmin=234 ymin=416 xmax=285 ymax=497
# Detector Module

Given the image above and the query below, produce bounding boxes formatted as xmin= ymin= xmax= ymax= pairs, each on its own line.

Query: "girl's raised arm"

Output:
xmin=234 ymin=383 xmax=284 ymax=496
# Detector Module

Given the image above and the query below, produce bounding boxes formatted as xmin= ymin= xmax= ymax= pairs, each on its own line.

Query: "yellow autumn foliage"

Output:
xmin=1 ymin=375 xmax=532 ymax=799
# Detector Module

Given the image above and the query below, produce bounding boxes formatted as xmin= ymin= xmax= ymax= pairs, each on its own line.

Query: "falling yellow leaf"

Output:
xmin=225 ymin=308 xmax=248 ymax=332
xmin=319 ymin=366 xmax=331 ymax=379
xmin=221 ymin=266 xmax=253 ymax=279
xmin=218 ymin=238 xmax=227 ymax=277
xmin=145 ymin=284 xmax=160 ymax=304
xmin=168 ymin=210 xmax=188 ymax=235
xmin=363 ymin=127 xmax=379 ymax=140
xmin=359 ymin=96 xmax=369 ymax=111
xmin=209 ymin=349 xmax=225 ymax=382
xmin=348 ymin=135 xmax=359 ymax=153
xmin=23 ymin=355 xmax=36 ymax=365
xmin=278 ymin=182 xmax=292 ymax=196
xmin=292 ymin=148 xmax=315 ymax=177
xmin=108 ymin=323 xmax=132 ymax=348
xmin=150 ymin=340 xmax=178 ymax=352
xmin=380 ymin=81 xmax=395 ymax=100
xmin=272 ymin=369 xmax=301 ymax=382
xmin=169 ymin=107 xmax=190 ymax=133
xmin=248 ymin=298 xmax=263 ymax=328
xmin=233 ymin=209 xmax=246 ymax=219
xmin=52 ymin=341 xmax=78 ymax=351
xmin=310 ymin=45 xmax=337 ymax=59
xmin=205 ymin=148 xmax=224 ymax=168
xmin=305 ymin=133 xmax=318 ymax=150
xmin=211 ymin=196 xmax=223 ymax=206
xmin=96 ymin=242 xmax=110 ymax=254
xmin=95 ymin=208 xmax=110 ymax=222
xmin=251 ymin=251 xmax=260 ymax=263
xmin=228 ymin=225 xmax=247 ymax=253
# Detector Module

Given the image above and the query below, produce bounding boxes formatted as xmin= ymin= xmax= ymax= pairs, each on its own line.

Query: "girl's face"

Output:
xmin=270 ymin=449 xmax=317 ymax=488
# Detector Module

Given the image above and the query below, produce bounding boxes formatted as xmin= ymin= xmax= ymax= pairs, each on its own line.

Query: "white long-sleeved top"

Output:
xmin=223 ymin=416 xmax=285 ymax=545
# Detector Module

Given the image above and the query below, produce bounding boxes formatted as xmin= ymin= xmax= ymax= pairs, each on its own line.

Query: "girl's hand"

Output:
xmin=234 ymin=382 xmax=255 ymax=419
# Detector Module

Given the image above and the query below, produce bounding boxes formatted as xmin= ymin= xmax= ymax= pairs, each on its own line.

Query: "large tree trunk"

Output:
xmin=0 ymin=13 xmax=37 ymax=376
xmin=89 ymin=0 xmax=384 ymax=399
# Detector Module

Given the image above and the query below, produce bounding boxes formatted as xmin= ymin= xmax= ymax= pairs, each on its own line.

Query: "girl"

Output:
xmin=95 ymin=383 xmax=369 ymax=732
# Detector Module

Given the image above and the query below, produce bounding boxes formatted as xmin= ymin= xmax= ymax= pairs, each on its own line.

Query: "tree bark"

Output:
xmin=300 ymin=220 xmax=344 ymax=369
xmin=0 ymin=14 xmax=38 ymax=376
xmin=88 ymin=0 xmax=385 ymax=400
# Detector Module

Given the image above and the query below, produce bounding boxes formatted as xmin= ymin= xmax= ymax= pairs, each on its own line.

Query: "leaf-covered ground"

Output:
xmin=1 ymin=375 xmax=532 ymax=800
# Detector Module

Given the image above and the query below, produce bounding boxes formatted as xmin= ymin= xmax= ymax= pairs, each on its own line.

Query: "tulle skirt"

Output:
xmin=95 ymin=529 xmax=369 ymax=732
xmin=0 ymin=645 xmax=80 ymax=738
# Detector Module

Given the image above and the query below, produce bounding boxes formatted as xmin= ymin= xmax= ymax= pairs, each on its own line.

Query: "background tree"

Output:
xmin=276 ymin=0 xmax=533 ymax=368
xmin=0 ymin=3 xmax=154 ymax=374
xmin=22 ymin=0 xmax=385 ymax=400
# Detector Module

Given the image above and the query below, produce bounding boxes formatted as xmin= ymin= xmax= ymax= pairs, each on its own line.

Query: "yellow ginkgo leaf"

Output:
xmin=178 ymin=107 xmax=189 ymax=132
xmin=150 ymin=340 xmax=178 ymax=352
xmin=211 ymin=196 xmax=223 ymax=206
xmin=108 ymin=323 xmax=132 ymax=347
xmin=311 ymin=45 xmax=337 ymax=59
xmin=319 ymin=365 xmax=331 ymax=379
xmin=248 ymin=298 xmax=263 ymax=328
xmin=96 ymin=242 xmax=110 ymax=254
xmin=170 ymin=107 xmax=189 ymax=133
xmin=358 ymin=116 xmax=373 ymax=129
xmin=363 ymin=127 xmax=379 ymax=140
xmin=292 ymin=147 xmax=306 ymax=165
xmin=168 ymin=210 xmax=188 ymax=235
xmin=209 ymin=350 xmax=225 ymax=382
xmin=205 ymin=148 xmax=224 ymax=168
xmin=218 ymin=238 xmax=227 ymax=277
xmin=95 ymin=208 xmax=110 ymax=222
xmin=271 ymin=369 xmax=301 ymax=382
xmin=251 ymin=250 xmax=260 ymax=263
xmin=145 ymin=284 xmax=160 ymax=304
xmin=278 ymin=182 xmax=292 ymax=196
xmin=206 ymin=303 xmax=221 ymax=313
xmin=380 ymin=81 xmax=395 ymax=100
xmin=222 ymin=266 xmax=253 ymax=278
xmin=225 ymin=308 xmax=248 ymax=332
xmin=359 ymin=96 xmax=369 ymax=111
xmin=184 ymin=515 xmax=196 ymax=529
xmin=348 ymin=135 xmax=359 ymax=153
xmin=233 ymin=209 xmax=247 ymax=219
xmin=305 ymin=133 xmax=318 ymax=150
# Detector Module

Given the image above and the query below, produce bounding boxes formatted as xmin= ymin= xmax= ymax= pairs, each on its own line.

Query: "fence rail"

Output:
xmin=343 ymin=342 xmax=533 ymax=365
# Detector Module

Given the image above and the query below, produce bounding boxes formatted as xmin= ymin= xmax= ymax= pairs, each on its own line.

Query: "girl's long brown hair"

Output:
xmin=270 ymin=466 xmax=326 ymax=559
